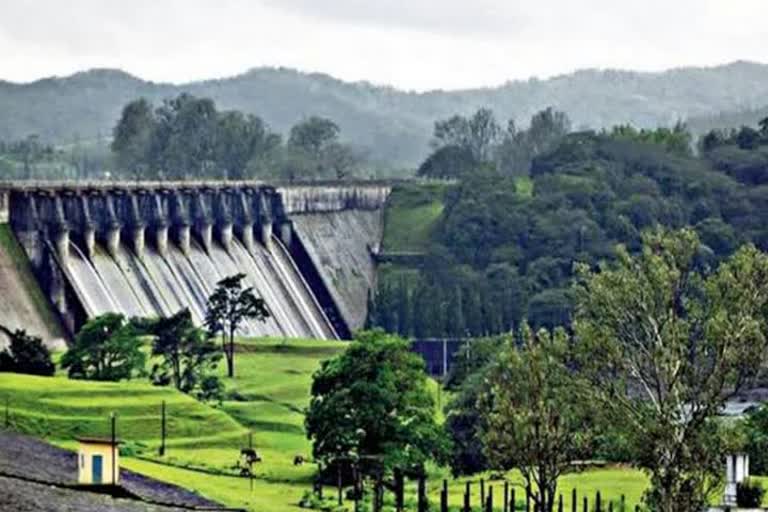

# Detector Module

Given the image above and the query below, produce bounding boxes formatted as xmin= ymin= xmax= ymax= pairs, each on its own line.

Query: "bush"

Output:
xmin=737 ymin=478 xmax=765 ymax=508
xmin=0 ymin=327 xmax=54 ymax=376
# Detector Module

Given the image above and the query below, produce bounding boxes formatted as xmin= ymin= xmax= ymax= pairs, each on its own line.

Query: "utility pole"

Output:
xmin=159 ymin=401 xmax=166 ymax=456
xmin=249 ymin=431 xmax=253 ymax=493
xmin=110 ymin=412 xmax=117 ymax=486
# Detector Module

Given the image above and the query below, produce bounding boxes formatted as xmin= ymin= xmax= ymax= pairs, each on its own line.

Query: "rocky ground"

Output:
xmin=0 ymin=430 xmax=233 ymax=511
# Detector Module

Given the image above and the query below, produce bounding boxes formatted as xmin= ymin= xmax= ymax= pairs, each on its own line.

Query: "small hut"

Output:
xmin=77 ymin=437 xmax=121 ymax=485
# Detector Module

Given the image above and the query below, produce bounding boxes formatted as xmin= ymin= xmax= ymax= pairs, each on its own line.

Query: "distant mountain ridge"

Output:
xmin=2 ymin=61 xmax=768 ymax=167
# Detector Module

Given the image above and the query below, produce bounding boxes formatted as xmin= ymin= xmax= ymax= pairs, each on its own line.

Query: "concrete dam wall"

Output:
xmin=2 ymin=182 xmax=391 ymax=343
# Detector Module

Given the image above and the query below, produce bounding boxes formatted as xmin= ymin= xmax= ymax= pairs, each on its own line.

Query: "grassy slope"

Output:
xmin=0 ymin=337 xmax=652 ymax=511
xmin=381 ymin=182 xmax=448 ymax=253
xmin=0 ymin=224 xmax=65 ymax=338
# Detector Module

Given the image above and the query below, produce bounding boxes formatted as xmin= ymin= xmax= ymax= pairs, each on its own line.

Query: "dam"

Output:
xmin=0 ymin=181 xmax=390 ymax=344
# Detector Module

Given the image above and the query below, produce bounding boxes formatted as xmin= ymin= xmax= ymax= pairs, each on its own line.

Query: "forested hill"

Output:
xmin=2 ymin=61 xmax=768 ymax=167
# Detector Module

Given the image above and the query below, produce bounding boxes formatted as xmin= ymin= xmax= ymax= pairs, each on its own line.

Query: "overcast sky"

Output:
xmin=1 ymin=0 xmax=767 ymax=91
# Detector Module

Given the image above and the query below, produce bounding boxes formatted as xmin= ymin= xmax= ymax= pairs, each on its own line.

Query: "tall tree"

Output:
xmin=150 ymin=309 xmax=221 ymax=394
xmin=479 ymin=326 xmax=594 ymax=512
xmin=305 ymin=330 xmax=449 ymax=478
xmin=111 ymin=98 xmax=155 ymax=180
xmin=205 ymin=273 xmax=270 ymax=378
xmin=573 ymin=228 xmax=768 ymax=512
xmin=153 ymin=94 xmax=218 ymax=179
xmin=431 ymin=108 xmax=500 ymax=163
xmin=61 ymin=313 xmax=145 ymax=381
xmin=288 ymin=116 xmax=340 ymax=158
xmin=215 ymin=111 xmax=268 ymax=179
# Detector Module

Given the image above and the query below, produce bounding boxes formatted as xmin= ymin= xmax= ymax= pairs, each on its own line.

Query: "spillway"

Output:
xmin=60 ymin=226 xmax=333 ymax=339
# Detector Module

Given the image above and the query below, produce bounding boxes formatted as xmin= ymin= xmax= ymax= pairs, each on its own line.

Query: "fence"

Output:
xmin=314 ymin=471 xmax=640 ymax=512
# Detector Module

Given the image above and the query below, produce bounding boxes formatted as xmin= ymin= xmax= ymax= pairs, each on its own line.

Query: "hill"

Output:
xmin=0 ymin=338 xmax=346 ymax=511
xmin=2 ymin=61 xmax=768 ymax=167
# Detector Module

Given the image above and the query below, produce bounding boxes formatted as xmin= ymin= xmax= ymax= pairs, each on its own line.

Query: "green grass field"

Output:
xmin=0 ymin=337 xmax=652 ymax=511
xmin=381 ymin=182 xmax=449 ymax=253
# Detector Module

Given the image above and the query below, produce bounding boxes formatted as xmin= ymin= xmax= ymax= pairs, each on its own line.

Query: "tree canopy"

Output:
xmin=0 ymin=326 xmax=55 ymax=376
xmin=205 ymin=273 xmax=270 ymax=378
xmin=370 ymin=115 xmax=768 ymax=338
xmin=305 ymin=330 xmax=449 ymax=477
xmin=61 ymin=313 xmax=145 ymax=381
xmin=573 ymin=228 xmax=768 ymax=512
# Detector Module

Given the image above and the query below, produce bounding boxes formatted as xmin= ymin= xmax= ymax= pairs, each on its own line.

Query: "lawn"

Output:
xmin=381 ymin=182 xmax=449 ymax=253
xmin=0 ymin=337 xmax=653 ymax=511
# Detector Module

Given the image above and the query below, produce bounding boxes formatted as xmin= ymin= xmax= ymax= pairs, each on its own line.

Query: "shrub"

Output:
xmin=737 ymin=478 xmax=765 ymax=508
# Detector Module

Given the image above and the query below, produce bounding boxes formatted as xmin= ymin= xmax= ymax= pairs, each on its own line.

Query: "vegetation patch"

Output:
xmin=381 ymin=182 xmax=449 ymax=253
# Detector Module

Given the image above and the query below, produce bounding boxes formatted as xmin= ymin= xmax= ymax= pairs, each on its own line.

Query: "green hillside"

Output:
xmin=381 ymin=182 xmax=449 ymax=253
xmin=4 ymin=62 xmax=768 ymax=168
xmin=0 ymin=337 xmax=657 ymax=511
xmin=0 ymin=338 xmax=346 ymax=511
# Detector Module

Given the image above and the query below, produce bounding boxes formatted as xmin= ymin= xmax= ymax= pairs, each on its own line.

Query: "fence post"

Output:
xmin=620 ymin=495 xmax=625 ymax=512
xmin=608 ymin=501 xmax=613 ymax=512
xmin=571 ymin=489 xmax=577 ymax=512
xmin=441 ymin=479 xmax=448 ymax=512
xmin=511 ymin=488 xmax=516 ymax=512
xmin=558 ymin=493 xmax=564 ymax=512
xmin=526 ymin=485 xmax=531 ymax=512
xmin=159 ymin=400 xmax=166 ymax=456
xmin=481 ymin=479 xmax=486 ymax=508
xmin=374 ymin=474 xmax=384 ymax=512
xmin=418 ymin=474 xmax=427 ymax=512
xmin=353 ymin=465 xmax=360 ymax=512
xmin=487 ymin=485 xmax=493 ymax=512
xmin=464 ymin=485 xmax=471 ymax=512
xmin=596 ymin=491 xmax=601 ymax=512
xmin=337 ymin=462 xmax=343 ymax=506
xmin=583 ymin=496 xmax=588 ymax=512
xmin=465 ymin=481 xmax=471 ymax=512
xmin=395 ymin=468 xmax=404 ymax=512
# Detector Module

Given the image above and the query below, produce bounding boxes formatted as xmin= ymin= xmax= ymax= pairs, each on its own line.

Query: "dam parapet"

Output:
xmin=1 ymin=181 xmax=392 ymax=341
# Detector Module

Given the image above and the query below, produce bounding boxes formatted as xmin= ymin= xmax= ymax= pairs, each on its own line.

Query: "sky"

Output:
xmin=1 ymin=0 xmax=767 ymax=91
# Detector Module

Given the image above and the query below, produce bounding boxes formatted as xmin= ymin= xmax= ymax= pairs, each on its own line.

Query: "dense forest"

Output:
xmin=2 ymin=61 xmax=768 ymax=169
xmin=367 ymin=110 xmax=768 ymax=337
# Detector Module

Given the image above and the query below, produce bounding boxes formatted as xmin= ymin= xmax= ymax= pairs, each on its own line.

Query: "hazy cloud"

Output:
xmin=259 ymin=0 xmax=523 ymax=37
xmin=0 ymin=0 xmax=767 ymax=91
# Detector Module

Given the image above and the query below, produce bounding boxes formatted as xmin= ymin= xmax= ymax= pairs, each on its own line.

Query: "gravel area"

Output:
xmin=0 ymin=430 xmax=227 ymax=510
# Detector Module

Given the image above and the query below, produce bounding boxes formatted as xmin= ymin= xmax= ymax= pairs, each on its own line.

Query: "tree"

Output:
xmin=431 ymin=108 xmax=500 ymax=162
xmin=736 ymin=126 xmax=761 ymax=150
xmin=205 ymin=273 xmax=269 ymax=378
xmin=479 ymin=326 xmax=594 ymax=512
xmin=111 ymin=98 xmax=155 ymax=179
xmin=61 ymin=313 xmax=145 ymax=381
xmin=153 ymin=94 xmax=218 ymax=179
xmin=150 ymin=309 xmax=221 ymax=394
xmin=444 ymin=337 xmax=505 ymax=476
xmin=416 ymin=145 xmax=477 ymax=179
xmin=759 ymin=117 xmax=768 ymax=137
xmin=573 ymin=228 xmax=768 ymax=512
xmin=305 ymin=330 xmax=448 ymax=478
xmin=323 ymin=141 xmax=360 ymax=180
xmin=0 ymin=326 xmax=54 ymax=376
xmin=288 ymin=116 xmax=340 ymax=158
xmin=215 ymin=111 xmax=269 ymax=179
